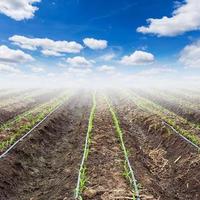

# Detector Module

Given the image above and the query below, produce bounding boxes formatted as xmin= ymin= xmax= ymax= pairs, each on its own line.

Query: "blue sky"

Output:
xmin=0 ymin=0 xmax=200 ymax=87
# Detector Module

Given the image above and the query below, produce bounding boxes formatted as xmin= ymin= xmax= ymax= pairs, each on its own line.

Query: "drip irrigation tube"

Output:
xmin=124 ymin=91 xmax=200 ymax=151
xmin=163 ymin=121 xmax=200 ymax=151
xmin=106 ymin=97 xmax=140 ymax=200
xmin=0 ymin=99 xmax=67 ymax=159
xmin=75 ymin=93 xmax=96 ymax=199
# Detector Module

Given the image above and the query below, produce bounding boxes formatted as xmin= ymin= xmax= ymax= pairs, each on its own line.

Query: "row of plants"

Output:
xmin=106 ymin=96 xmax=140 ymax=200
xmin=142 ymin=88 xmax=200 ymax=111
xmin=134 ymin=89 xmax=200 ymax=126
xmin=0 ymin=89 xmax=43 ymax=108
xmin=125 ymin=91 xmax=200 ymax=147
xmin=166 ymin=88 xmax=200 ymax=103
xmin=0 ymin=92 xmax=69 ymax=153
xmin=75 ymin=93 xmax=96 ymax=200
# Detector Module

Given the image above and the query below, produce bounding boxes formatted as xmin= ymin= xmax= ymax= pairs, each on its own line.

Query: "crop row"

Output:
xmin=124 ymin=90 xmax=200 ymax=147
xmin=134 ymin=88 xmax=200 ymax=125
xmin=75 ymin=93 xmax=96 ymax=199
xmin=0 ymin=91 xmax=70 ymax=153
xmin=140 ymin=88 xmax=200 ymax=111
xmin=164 ymin=88 xmax=200 ymax=104
xmin=75 ymin=94 xmax=140 ymax=200
xmin=106 ymin=96 xmax=140 ymax=200
xmin=0 ymin=89 xmax=50 ymax=108
xmin=0 ymin=89 xmax=24 ymax=99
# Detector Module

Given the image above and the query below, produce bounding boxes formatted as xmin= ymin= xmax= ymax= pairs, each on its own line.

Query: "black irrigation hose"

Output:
xmin=163 ymin=121 xmax=200 ymax=151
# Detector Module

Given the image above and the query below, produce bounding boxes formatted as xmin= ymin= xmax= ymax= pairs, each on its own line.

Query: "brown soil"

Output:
xmin=134 ymin=89 xmax=200 ymax=124
xmin=0 ymin=93 xmax=91 ymax=200
xmin=129 ymin=90 xmax=200 ymax=138
xmin=0 ymin=89 xmax=63 ymax=124
xmin=0 ymin=90 xmax=199 ymax=200
xmin=168 ymin=89 xmax=200 ymax=104
xmin=112 ymin=95 xmax=200 ymax=200
xmin=83 ymin=95 xmax=133 ymax=200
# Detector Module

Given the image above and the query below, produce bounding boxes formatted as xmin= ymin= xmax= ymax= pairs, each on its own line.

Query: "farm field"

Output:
xmin=0 ymin=89 xmax=64 ymax=124
xmin=132 ymin=88 xmax=200 ymax=124
xmin=0 ymin=89 xmax=200 ymax=200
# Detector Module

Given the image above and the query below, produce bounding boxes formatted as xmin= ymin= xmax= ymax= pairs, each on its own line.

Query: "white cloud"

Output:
xmin=66 ymin=56 xmax=94 ymax=67
xmin=0 ymin=45 xmax=34 ymax=63
xmin=31 ymin=66 xmax=45 ymax=73
xmin=9 ymin=35 xmax=83 ymax=56
xmin=120 ymin=50 xmax=155 ymax=66
xmin=0 ymin=0 xmax=41 ymax=21
xmin=134 ymin=67 xmax=176 ymax=77
xmin=0 ymin=63 xmax=21 ymax=74
xmin=100 ymin=52 xmax=116 ymax=61
xmin=41 ymin=49 xmax=63 ymax=56
xmin=137 ymin=0 xmax=200 ymax=36
xmin=179 ymin=40 xmax=200 ymax=68
xmin=83 ymin=38 xmax=108 ymax=50
xmin=97 ymin=65 xmax=116 ymax=74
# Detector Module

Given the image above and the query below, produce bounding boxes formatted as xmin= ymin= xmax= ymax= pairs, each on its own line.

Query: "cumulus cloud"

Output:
xmin=41 ymin=50 xmax=63 ymax=56
xmin=99 ymin=53 xmax=116 ymax=61
xmin=0 ymin=0 xmax=41 ymax=21
xmin=0 ymin=63 xmax=21 ymax=74
xmin=83 ymin=38 xmax=108 ymax=50
xmin=137 ymin=0 xmax=200 ymax=36
xmin=9 ymin=35 xmax=83 ymax=56
xmin=120 ymin=50 xmax=155 ymax=66
xmin=66 ymin=56 xmax=94 ymax=67
xmin=0 ymin=45 xmax=33 ymax=76
xmin=179 ymin=40 xmax=200 ymax=68
xmin=0 ymin=45 xmax=34 ymax=63
xmin=97 ymin=65 xmax=116 ymax=74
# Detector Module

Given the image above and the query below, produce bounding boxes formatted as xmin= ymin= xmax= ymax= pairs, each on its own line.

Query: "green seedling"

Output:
xmin=105 ymin=96 xmax=140 ymax=200
xmin=75 ymin=93 xmax=96 ymax=199
xmin=126 ymin=91 xmax=200 ymax=148
xmin=0 ymin=92 xmax=69 ymax=152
